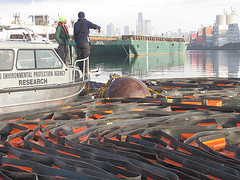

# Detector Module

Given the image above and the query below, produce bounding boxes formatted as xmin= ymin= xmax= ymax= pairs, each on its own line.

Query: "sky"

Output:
xmin=0 ymin=0 xmax=239 ymax=35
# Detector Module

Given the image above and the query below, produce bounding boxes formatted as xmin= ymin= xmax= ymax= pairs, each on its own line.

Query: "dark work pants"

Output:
xmin=77 ymin=42 xmax=90 ymax=70
xmin=77 ymin=42 xmax=91 ymax=59
xmin=57 ymin=45 xmax=71 ymax=65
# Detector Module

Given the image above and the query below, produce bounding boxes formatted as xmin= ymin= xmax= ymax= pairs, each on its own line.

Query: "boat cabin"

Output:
xmin=0 ymin=40 xmax=88 ymax=89
xmin=0 ymin=27 xmax=89 ymax=115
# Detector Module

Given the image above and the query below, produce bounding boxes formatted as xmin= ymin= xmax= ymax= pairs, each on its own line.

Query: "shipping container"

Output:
xmin=197 ymin=31 xmax=203 ymax=36
xmin=203 ymin=27 xmax=213 ymax=35
xmin=190 ymin=33 xmax=197 ymax=39
xmin=197 ymin=36 xmax=203 ymax=45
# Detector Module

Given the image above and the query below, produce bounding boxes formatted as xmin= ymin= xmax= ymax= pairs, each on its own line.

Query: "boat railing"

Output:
xmin=73 ymin=57 xmax=89 ymax=83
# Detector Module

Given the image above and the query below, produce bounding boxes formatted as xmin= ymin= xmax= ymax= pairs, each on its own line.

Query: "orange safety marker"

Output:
xmin=144 ymin=134 xmax=151 ymax=137
xmin=217 ymin=84 xmax=228 ymax=86
xmin=206 ymin=100 xmax=222 ymax=107
xmin=58 ymin=130 xmax=66 ymax=137
xmin=160 ymin=137 xmax=171 ymax=146
xmin=177 ymin=147 xmax=192 ymax=155
xmin=29 ymin=139 xmax=45 ymax=147
xmin=131 ymin=134 xmax=141 ymax=139
xmin=198 ymin=108 xmax=207 ymax=110
xmin=7 ymin=153 xmax=19 ymax=159
xmin=96 ymin=102 xmax=103 ymax=105
xmin=73 ymin=126 xmax=88 ymax=134
xmin=52 ymin=164 xmax=61 ymax=169
xmin=32 ymin=148 xmax=45 ymax=154
xmin=41 ymin=124 xmax=49 ymax=130
xmin=93 ymin=114 xmax=104 ymax=119
xmin=47 ymin=137 xmax=58 ymax=144
xmin=60 ymin=106 xmax=71 ymax=109
xmin=118 ymin=174 xmax=127 ymax=178
xmin=181 ymin=134 xmax=195 ymax=141
xmin=133 ymin=109 xmax=144 ymax=111
xmin=202 ymin=137 xmax=226 ymax=151
xmin=65 ymin=144 xmax=72 ymax=148
xmin=163 ymin=158 xmax=183 ymax=167
xmin=57 ymin=150 xmax=81 ymax=158
xmin=104 ymin=110 xmax=113 ymax=114
xmin=2 ymin=164 xmax=32 ymax=172
xmin=9 ymin=136 xmax=24 ymax=148
xmin=117 ymin=166 xmax=126 ymax=170
xmin=181 ymin=101 xmax=202 ymax=105
xmin=146 ymin=158 xmax=156 ymax=163
xmin=207 ymin=174 xmax=221 ymax=180
xmin=109 ymin=136 xmax=119 ymax=141
xmin=9 ymin=128 xmax=22 ymax=135
xmin=189 ymin=140 xmax=199 ymax=147
xmin=55 ymin=176 xmax=68 ymax=179
xmin=20 ymin=124 xmax=38 ymax=131
xmin=34 ymin=130 xmax=41 ymax=140
xmin=78 ymin=134 xmax=88 ymax=143
xmin=220 ymin=150 xmax=236 ymax=159
xmin=197 ymin=122 xmax=215 ymax=126
xmin=7 ymin=118 xmax=23 ymax=122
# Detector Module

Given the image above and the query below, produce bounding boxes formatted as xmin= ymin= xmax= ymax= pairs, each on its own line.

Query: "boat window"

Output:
xmin=17 ymin=50 xmax=35 ymax=69
xmin=0 ymin=50 xmax=14 ymax=71
xmin=36 ymin=50 xmax=62 ymax=69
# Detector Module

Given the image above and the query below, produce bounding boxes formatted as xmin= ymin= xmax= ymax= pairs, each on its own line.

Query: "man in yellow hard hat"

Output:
xmin=55 ymin=16 xmax=71 ymax=65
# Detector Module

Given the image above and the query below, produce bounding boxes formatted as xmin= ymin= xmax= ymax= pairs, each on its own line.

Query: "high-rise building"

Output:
xmin=137 ymin=12 xmax=143 ymax=35
xmin=107 ymin=23 xmax=115 ymax=36
xmin=227 ymin=24 xmax=240 ymax=43
xmin=124 ymin=26 xmax=130 ymax=35
xmin=144 ymin=19 xmax=151 ymax=35
xmin=116 ymin=28 xmax=121 ymax=36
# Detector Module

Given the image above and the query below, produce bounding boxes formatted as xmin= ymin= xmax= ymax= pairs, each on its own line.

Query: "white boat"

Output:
xmin=0 ymin=27 xmax=89 ymax=115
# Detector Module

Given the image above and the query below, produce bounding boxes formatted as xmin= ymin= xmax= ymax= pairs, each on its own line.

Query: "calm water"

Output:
xmin=89 ymin=50 xmax=240 ymax=83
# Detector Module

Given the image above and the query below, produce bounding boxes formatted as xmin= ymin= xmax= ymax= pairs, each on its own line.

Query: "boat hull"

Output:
xmin=70 ymin=36 xmax=187 ymax=57
xmin=0 ymin=80 xmax=87 ymax=115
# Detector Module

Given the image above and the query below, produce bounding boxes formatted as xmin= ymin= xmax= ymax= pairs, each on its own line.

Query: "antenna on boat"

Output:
xmin=32 ymin=0 xmax=35 ymax=25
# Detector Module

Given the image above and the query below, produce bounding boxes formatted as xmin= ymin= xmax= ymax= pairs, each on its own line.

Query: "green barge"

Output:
xmin=70 ymin=35 xmax=187 ymax=57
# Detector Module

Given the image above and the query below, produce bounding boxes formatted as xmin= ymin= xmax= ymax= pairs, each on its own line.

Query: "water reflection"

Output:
xmin=188 ymin=50 xmax=240 ymax=78
xmin=90 ymin=50 xmax=240 ymax=83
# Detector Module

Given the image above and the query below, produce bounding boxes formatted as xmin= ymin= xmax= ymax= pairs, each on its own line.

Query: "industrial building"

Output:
xmin=189 ymin=8 xmax=240 ymax=48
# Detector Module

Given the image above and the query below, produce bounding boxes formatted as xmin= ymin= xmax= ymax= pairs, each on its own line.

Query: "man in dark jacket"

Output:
xmin=55 ymin=16 xmax=71 ymax=65
xmin=74 ymin=12 xmax=101 ymax=59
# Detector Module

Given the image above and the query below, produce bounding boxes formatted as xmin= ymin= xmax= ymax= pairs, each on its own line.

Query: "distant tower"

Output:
xmin=124 ymin=26 xmax=130 ymax=35
xmin=116 ymin=28 xmax=121 ymax=36
xmin=178 ymin=28 xmax=182 ymax=34
xmin=137 ymin=12 xmax=143 ymax=35
xmin=226 ymin=8 xmax=238 ymax=25
xmin=144 ymin=20 xmax=151 ymax=35
xmin=107 ymin=23 xmax=115 ymax=36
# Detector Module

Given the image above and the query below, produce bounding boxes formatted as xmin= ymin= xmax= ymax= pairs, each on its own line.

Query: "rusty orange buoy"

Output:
xmin=104 ymin=77 xmax=151 ymax=98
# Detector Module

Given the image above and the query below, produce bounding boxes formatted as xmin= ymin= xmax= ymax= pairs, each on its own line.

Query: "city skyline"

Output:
xmin=0 ymin=0 xmax=239 ymax=35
